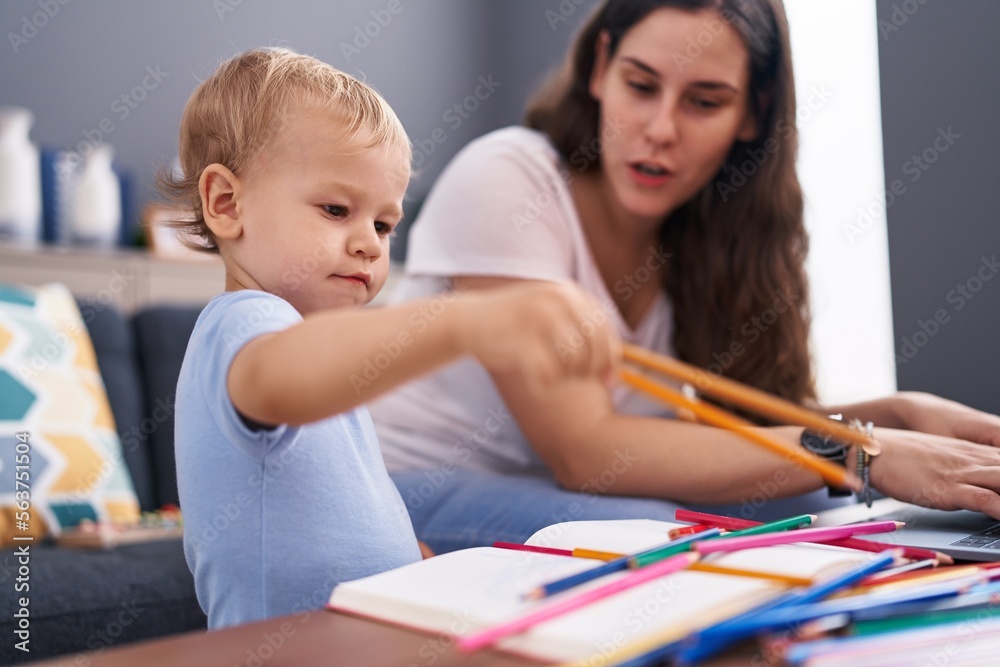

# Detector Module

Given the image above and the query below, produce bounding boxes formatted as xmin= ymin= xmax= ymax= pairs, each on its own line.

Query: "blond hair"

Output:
xmin=158 ymin=47 xmax=410 ymax=253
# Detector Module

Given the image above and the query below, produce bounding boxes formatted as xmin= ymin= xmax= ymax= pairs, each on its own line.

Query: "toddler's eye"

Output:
xmin=375 ymin=221 xmax=396 ymax=237
xmin=322 ymin=204 xmax=349 ymax=218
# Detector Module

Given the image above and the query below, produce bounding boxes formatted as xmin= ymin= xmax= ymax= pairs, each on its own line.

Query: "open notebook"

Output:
xmin=327 ymin=519 xmax=874 ymax=663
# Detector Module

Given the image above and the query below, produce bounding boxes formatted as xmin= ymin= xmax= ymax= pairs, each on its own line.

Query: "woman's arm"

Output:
xmin=228 ymin=282 xmax=617 ymax=426
xmin=455 ymin=276 xmax=824 ymax=504
xmin=456 ymin=276 xmax=1000 ymax=517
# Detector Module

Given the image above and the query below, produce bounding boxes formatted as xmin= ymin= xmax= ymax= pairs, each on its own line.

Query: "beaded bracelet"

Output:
xmin=853 ymin=420 xmax=876 ymax=507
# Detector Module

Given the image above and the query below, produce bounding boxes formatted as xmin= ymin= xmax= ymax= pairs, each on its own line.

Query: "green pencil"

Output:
xmin=852 ymin=606 xmax=1000 ymax=636
xmin=628 ymin=513 xmax=815 ymax=568
xmin=721 ymin=513 xmax=816 ymax=539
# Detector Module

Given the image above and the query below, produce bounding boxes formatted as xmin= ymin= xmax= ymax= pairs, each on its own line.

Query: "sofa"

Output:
xmin=0 ymin=298 xmax=207 ymax=665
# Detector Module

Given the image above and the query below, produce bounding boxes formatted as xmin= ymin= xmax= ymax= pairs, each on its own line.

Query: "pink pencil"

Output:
xmin=457 ymin=552 xmax=699 ymax=652
xmin=694 ymin=521 xmax=904 ymax=554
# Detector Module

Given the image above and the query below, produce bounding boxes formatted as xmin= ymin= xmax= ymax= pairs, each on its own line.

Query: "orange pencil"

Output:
xmin=621 ymin=368 xmax=859 ymax=492
xmin=622 ymin=343 xmax=879 ymax=451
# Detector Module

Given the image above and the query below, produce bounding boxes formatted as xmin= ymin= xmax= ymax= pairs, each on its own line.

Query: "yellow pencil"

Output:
xmin=572 ymin=548 xmax=625 ymax=561
xmin=622 ymin=343 xmax=878 ymax=451
xmin=620 ymin=369 xmax=860 ymax=492
xmin=688 ymin=562 xmax=813 ymax=586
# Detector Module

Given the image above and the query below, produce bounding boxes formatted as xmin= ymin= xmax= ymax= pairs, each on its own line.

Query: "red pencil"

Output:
xmin=674 ymin=509 xmax=760 ymax=531
xmin=822 ymin=536 xmax=954 ymax=565
xmin=674 ymin=509 xmax=954 ymax=565
xmin=668 ymin=524 xmax=711 ymax=539
xmin=492 ymin=541 xmax=573 ymax=557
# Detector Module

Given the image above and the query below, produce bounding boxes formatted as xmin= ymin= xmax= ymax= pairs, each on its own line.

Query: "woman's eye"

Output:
xmin=690 ymin=97 xmax=721 ymax=110
xmin=628 ymin=81 xmax=655 ymax=94
xmin=322 ymin=204 xmax=349 ymax=218
xmin=374 ymin=221 xmax=396 ymax=237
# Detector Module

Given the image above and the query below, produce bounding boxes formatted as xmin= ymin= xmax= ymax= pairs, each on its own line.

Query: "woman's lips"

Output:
xmin=628 ymin=163 xmax=673 ymax=187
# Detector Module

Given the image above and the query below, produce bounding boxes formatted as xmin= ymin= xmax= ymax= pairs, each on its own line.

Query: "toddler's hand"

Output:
xmin=456 ymin=282 xmax=621 ymax=389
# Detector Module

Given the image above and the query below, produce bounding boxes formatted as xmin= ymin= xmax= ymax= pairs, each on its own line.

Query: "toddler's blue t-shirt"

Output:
xmin=175 ymin=290 xmax=421 ymax=629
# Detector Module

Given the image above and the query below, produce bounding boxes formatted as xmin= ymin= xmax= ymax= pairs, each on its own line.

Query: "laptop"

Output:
xmin=814 ymin=498 xmax=1000 ymax=562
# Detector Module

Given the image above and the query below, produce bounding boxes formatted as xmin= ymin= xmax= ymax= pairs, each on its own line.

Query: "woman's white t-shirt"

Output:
xmin=370 ymin=127 xmax=676 ymax=475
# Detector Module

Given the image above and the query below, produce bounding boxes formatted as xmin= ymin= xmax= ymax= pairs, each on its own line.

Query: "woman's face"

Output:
xmin=589 ymin=6 xmax=757 ymax=228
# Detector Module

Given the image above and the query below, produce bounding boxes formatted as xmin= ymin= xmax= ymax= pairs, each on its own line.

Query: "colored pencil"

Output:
xmin=853 ymin=604 xmax=1000 ymax=636
xmin=822 ymin=536 xmax=954 ymax=565
xmin=671 ymin=551 xmax=899 ymax=664
xmin=688 ymin=572 xmax=978 ymax=639
xmin=526 ymin=528 xmax=721 ymax=600
xmin=626 ymin=527 xmax=723 ymax=569
xmin=784 ymin=617 xmax=1000 ymax=664
xmin=571 ymin=547 xmax=625 ymax=561
xmin=859 ymin=558 xmax=937 ymax=585
xmin=719 ymin=513 xmax=816 ymax=539
xmin=457 ymin=552 xmax=699 ymax=653
xmin=694 ymin=521 xmax=903 ymax=554
xmin=849 ymin=578 xmax=1000 ymax=621
xmin=579 ymin=565 xmax=968 ymax=667
xmin=674 ymin=509 xmax=759 ymax=531
xmin=622 ymin=343 xmax=878 ymax=451
xmin=687 ymin=562 xmax=813 ymax=586
xmin=674 ymin=509 xmax=953 ymax=564
xmin=621 ymin=369 xmax=860 ymax=492
xmin=492 ymin=541 xmax=573 ymax=557
xmin=668 ymin=524 xmax=709 ymax=539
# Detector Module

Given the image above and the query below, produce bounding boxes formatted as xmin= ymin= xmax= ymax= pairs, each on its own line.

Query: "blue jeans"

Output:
xmin=391 ymin=469 xmax=855 ymax=554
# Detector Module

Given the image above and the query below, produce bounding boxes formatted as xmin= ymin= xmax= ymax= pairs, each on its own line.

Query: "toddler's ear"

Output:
xmin=199 ymin=164 xmax=243 ymax=240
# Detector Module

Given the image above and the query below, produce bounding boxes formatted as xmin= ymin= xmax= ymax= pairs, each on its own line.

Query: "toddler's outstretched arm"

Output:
xmin=227 ymin=281 xmax=619 ymax=426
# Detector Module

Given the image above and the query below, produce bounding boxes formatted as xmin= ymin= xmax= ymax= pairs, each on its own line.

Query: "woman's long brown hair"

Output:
xmin=526 ymin=0 xmax=814 ymax=418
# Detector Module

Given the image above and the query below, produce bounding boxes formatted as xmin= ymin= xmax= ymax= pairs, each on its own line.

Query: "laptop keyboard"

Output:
xmin=951 ymin=522 xmax=1000 ymax=549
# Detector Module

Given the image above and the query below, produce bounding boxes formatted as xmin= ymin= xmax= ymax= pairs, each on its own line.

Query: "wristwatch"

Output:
xmin=800 ymin=428 xmax=853 ymax=497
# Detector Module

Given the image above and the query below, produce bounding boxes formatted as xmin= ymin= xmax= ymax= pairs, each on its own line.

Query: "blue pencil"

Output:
xmin=523 ymin=527 xmax=721 ymax=600
xmin=614 ymin=550 xmax=898 ymax=667
xmin=675 ymin=550 xmax=899 ymax=663
xmin=683 ymin=573 xmax=983 ymax=638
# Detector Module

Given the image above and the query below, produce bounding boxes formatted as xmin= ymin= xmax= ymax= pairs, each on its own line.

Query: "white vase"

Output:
xmin=0 ymin=106 xmax=42 ymax=247
xmin=71 ymin=143 xmax=121 ymax=247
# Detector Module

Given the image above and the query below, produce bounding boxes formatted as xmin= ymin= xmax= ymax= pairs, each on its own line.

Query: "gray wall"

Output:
xmin=2 ymin=1 xmax=997 ymax=410
xmin=0 ymin=0 xmax=597 ymax=250
xmin=876 ymin=0 xmax=1000 ymax=413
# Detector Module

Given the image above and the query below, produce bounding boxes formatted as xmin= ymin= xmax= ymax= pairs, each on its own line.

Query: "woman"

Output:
xmin=370 ymin=0 xmax=1000 ymax=554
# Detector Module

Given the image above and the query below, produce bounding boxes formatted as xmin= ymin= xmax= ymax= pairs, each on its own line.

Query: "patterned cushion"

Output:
xmin=0 ymin=283 xmax=141 ymax=546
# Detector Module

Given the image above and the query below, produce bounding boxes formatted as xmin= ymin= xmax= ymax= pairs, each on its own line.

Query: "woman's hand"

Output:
xmin=870 ymin=426 xmax=1000 ymax=519
xmin=890 ymin=391 xmax=1000 ymax=447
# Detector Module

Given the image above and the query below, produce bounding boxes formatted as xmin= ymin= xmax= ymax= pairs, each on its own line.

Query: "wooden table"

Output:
xmin=29 ymin=609 xmax=759 ymax=667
